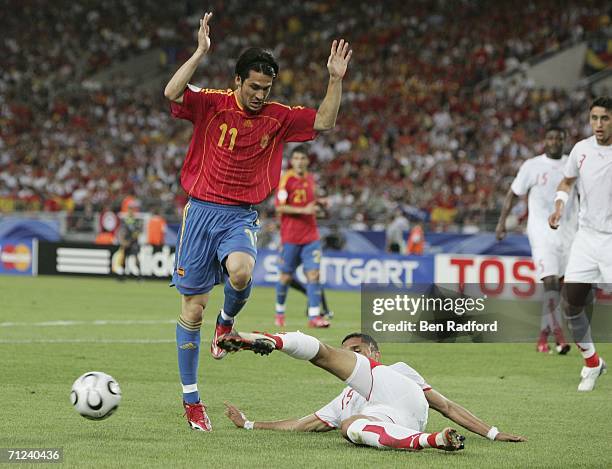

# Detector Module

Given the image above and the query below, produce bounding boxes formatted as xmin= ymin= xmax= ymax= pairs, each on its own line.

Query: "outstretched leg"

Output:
xmin=218 ymin=330 xmax=383 ymax=398
xmin=342 ymin=417 xmax=464 ymax=451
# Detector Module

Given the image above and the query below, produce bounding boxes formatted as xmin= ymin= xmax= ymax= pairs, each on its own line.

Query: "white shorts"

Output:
xmin=529 ymin=240 xmax=571 ymax=280
xmin=346 ymin=353 xmax=429 ymax=431
xmin=564 ymin=227 xmax=612 ymax=284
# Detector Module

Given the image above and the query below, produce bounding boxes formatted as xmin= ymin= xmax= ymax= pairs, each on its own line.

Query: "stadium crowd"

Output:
xmin=1 ymin=0 xmax=609 ymax=232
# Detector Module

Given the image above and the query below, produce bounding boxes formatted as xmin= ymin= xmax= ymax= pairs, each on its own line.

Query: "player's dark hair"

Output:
xmin=235 ymin=47 xmax=279 ymax=82
xmin=291 ymin=144 xmax=309 ymax=156
xmin=545 ymin=125 xmax=565 ymax=136
xmin=590 ymin=96 xmax=612 ymax=111
xmin=341 ymin=333 xmax=379 ymax=352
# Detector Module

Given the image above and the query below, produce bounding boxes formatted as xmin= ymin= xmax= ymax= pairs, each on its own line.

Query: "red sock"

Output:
xmin=585 ymin=352 xmax=600 ymax=368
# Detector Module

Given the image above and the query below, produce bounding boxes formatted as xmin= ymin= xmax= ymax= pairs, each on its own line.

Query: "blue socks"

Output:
xmin=218 ymin=279 xmax=252 ymax=325
xmin=306 ymin=282 xmax=322 ymax=318
xmin=275 ymin=282 xmax=289 ymax=314
xmin=176 ymin=318 xmax=202 ymax=404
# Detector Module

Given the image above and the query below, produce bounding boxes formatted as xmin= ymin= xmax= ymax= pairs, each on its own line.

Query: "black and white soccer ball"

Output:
xmin=70 ymin=372 xmax=121 ymax=420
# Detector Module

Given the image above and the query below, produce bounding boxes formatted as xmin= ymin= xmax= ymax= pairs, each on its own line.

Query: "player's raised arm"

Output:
xmin=424 ymin=389 xmax=526 ymax=442
xmin=223 ymin=402 xmax=332 ymax=432
xmin=313 ymin=39 xmax=353 ymax=131
xmin=163 ymin=12 xmax=213 ymax=103
xmin=548 ymin=176 xmax=576 ymax=229
xmin=495 ymin=188 xmax=520 ymax=241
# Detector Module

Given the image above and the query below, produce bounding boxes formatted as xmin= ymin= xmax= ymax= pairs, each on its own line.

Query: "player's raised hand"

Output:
xmin=223 ymin=401 xmax=247 ymax=428
xmin=327 ymin=39 xmax=352 ymax=79
xmin=495 ymin=431 xmax=527 ymax=442
xmin=197 ymin=12 xmax=213 ymax=54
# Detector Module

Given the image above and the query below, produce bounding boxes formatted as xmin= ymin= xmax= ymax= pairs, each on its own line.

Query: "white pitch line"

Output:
xmin=0 ymin=339 xmax=175 ymax=344
xmin=0 ymin=336 xmax=340 ymax=345
xmin=0 ymin=319 xmax=176 ymax=328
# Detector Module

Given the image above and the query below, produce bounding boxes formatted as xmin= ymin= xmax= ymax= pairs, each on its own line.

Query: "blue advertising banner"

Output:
xmin=0 ymin=238 xmax=37 ymax=276
xmin=253 ymin=249 xmax=434 ymax=291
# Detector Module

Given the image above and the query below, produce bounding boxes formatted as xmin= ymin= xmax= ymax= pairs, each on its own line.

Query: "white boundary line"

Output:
xmin=0 ymin=319 xmax=176 ymax=328
xmin=0 ymin=339 xmax=175 ymax=344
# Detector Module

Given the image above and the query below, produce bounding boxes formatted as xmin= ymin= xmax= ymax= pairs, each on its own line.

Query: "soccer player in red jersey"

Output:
xmin=163 ymin=12 xmax=352 ymax=431
xmin=275 ymin=145 xmax=330 ymax=328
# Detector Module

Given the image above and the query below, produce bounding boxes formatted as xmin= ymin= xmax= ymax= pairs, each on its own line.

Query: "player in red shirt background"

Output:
xmin=275 ymin=145 xmax=331 ymax=328
xmin=163 ymin=12 xmax=352 ymax=431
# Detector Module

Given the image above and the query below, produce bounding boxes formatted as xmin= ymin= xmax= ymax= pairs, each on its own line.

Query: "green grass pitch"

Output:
xmin=1 ymin=276 xmax=610 ymax=468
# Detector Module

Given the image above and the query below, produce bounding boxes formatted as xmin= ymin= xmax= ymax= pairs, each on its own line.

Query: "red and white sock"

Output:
xmin=566 ymin=311 xmax=598 ymax=366
xmin=271 ymin=331 xmax=320 ymax=360
xmin=576 ymin=342 xmax=599 ymax=367
xmin=346 ymin=419 xmax=444 ymax=451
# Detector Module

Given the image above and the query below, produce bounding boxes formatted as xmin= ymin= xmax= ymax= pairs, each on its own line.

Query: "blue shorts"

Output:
xmin=172 ymin=198 xmax=260 ymax=296
xmin=278 ymin=240 xmax=322 ymax=274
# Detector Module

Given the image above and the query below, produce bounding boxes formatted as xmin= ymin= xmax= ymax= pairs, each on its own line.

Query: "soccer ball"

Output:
xmin=70 ymin=372 xmax=121 ymax=420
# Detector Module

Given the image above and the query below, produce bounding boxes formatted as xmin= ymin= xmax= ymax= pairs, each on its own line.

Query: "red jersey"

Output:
xmin=171 ymin=85 xmax=317 ymax=205
xmin=276 ymin=169 xmax=320 ymax=244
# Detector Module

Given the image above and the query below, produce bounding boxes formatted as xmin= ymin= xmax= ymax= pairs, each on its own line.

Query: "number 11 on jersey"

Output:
xmin=218 ymin=123 xmax=238 ymax=150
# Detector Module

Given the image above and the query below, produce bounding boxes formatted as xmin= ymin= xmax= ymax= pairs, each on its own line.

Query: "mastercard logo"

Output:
xmin=0 ymin=243 xmax=32 ymax=271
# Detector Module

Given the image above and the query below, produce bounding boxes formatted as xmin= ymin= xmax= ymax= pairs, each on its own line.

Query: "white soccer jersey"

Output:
xmin=511 ymin=154 xmax=578 ymax=245
xmin=565 ymin=136 xmax=612 ymax=233
xmin=314 ymin=362 xmax=430 ymax=429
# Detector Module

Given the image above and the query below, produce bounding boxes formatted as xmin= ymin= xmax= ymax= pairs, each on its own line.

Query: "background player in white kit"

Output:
xmin=549 ymin=96 xmax=612 ymax=391
xmin=221 ymin=331 xmax=526 ymax=451
xmin=496 ymin=126 xmax=576 ymax=354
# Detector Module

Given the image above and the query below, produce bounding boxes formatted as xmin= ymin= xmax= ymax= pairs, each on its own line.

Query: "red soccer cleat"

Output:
xmin=211 ymin=320 xmax=234 ymax=360
xmin=308 ymin=316 xmax=330 ymax=328
xmin=274 ymin=314 xmax=286 ymax=327
xmin=183 ymin=401 xmax=212 ymax=431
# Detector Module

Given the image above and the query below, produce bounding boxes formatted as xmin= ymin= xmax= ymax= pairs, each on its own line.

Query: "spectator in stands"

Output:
xmin=1 ymin=0 xmax=609 ymax=235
